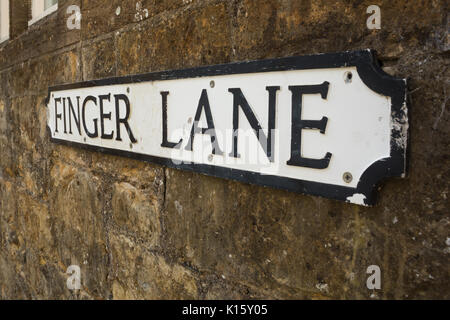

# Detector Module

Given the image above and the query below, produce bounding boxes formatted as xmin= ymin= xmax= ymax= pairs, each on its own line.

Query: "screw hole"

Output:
xmin=344 ymin=71 xmax=353 ymax=83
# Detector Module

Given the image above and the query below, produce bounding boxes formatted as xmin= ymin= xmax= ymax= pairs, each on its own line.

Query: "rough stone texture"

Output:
xmin=0 ymin=0 xmax=449 ymax=299
xmin=9 ymin=0 xmax=29 ymax=40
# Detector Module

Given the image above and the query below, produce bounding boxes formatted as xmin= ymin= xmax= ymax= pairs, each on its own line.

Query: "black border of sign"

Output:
xmin=45 ymin=49 xmax=408 ymax=206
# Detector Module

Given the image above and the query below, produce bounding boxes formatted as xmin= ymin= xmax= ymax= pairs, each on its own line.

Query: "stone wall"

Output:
xmin=0 ymin=0 xmax=448 ymax=299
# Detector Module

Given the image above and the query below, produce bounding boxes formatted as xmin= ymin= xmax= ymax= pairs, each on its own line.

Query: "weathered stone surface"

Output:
xmin=111 ymin=181 xmax=161 ymax=248
xmin=0 ymin=0 xmax=81 ymax=70
xmin=5 ymin=49 xmax=81 ymax=98
xmin=109 ymin=232 xmax=198 ymax=299
xmin=0 ymin=98 xmax=12 ymax=172
xmin=82 ymin=36 xmax=116 ymax=80
xmin=116 ymin=1 xmax=232 ymax=75
xmin=0 ymin=0 xmax=448 ymax=300
xmin=81 ymin=0 xmax=200 ymax=40
xmin=9 ymin=1 xmax=28 ymax=40
xmin=48 ymin=161 xmax=108 ymax=298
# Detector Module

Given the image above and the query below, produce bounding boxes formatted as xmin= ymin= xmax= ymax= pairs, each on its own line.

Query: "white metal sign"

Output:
xmin=46 ymin=50 xmax=408 ymax=206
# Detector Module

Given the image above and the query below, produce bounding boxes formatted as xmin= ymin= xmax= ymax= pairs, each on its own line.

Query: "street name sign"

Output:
xmin=46 ymin=50 xmax=408 ymax=206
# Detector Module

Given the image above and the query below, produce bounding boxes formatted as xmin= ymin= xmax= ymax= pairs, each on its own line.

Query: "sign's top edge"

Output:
xmin=45 ymin=49 xmax=404 ymax=104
